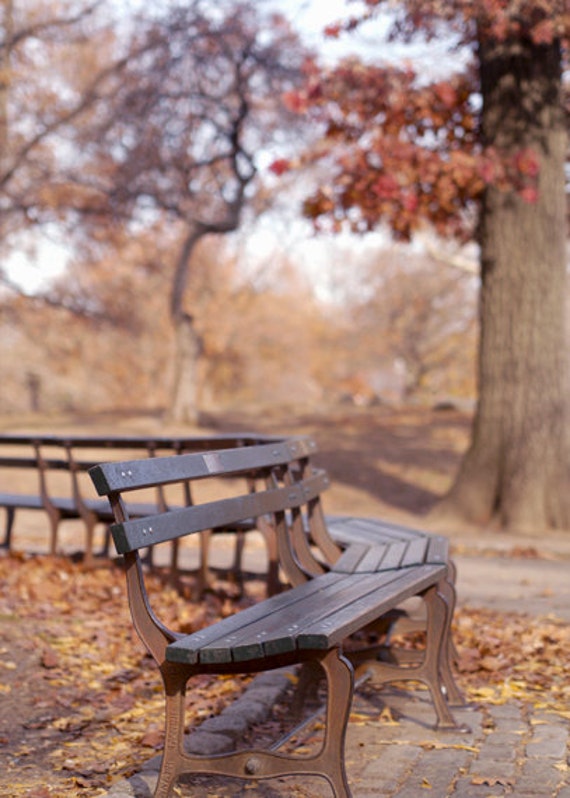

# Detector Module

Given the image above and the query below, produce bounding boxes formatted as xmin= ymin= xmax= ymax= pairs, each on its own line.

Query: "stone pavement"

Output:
xmin=104 ymin=538 xmax=570 ymax=798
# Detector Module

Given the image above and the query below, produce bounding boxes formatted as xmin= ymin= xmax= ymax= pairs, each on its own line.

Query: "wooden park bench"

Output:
xmin=0 ymin=433 xmax=274 ymax=571
xmin=89 ymin=435 xmax=465 ymax=798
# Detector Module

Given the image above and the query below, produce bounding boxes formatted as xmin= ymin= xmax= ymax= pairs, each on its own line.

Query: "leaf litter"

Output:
xmin=1 ymin=553 xmax=569 ymax=797
xmin=0 ymin=553 xmax=251 ymax=796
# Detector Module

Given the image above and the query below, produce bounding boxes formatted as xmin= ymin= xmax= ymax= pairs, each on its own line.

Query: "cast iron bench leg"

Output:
xmin=436 ymin=577 xmax=465 ymax=707
xmin=154 ymin=663 xmax=189 ymax=798
xmin=155 ymin=649 xmax=354 ymax=798
xmin=46 ymin=507 xmax=61 ymax=556
xmin=1 ymin=507 xmax=15 ymax=549
xmin=355 ymin=585 xmax=465 ymax=731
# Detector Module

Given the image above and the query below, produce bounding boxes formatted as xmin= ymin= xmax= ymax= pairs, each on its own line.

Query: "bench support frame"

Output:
xmin=156 ymin=648 xmax=353 ymax=798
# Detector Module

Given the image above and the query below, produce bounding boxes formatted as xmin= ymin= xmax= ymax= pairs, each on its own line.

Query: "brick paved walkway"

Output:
xmin=105 ymin=668 xmax=570 ymax=798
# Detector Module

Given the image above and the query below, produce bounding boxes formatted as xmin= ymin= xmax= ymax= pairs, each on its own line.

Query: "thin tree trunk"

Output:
xmin=169 ymin=311 xmax=203 ymax=425
xmin=437 ymin=36 xmax=570 ymax=532
xmin=166 ymin=225 xmax=206 ymax=425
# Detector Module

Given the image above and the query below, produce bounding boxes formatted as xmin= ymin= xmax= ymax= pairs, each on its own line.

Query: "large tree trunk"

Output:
xmin=439 ymin=35 xmax=570 ymax=532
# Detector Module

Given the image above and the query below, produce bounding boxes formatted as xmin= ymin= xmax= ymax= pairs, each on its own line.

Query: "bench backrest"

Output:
xmin=89 ymin=436 xmax=342 ymax=588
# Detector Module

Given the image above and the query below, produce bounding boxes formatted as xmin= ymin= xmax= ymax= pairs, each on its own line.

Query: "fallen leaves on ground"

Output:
xmin=1 ymin=553 xmax=569 ymax=797
xmin=0 ymin=553 xmax=249 ymax=796
xmin=453 ymin=606 xmax=570 ymax=716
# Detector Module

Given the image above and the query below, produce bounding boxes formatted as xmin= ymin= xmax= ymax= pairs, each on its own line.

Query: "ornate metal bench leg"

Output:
xmin=155 ymin=665 xmax=188 ymax=798
xmin=445 ymin=560 xmax=461 ymax=666
xmin=419 ymin=585 xmax=465 ymax=730
xmin=319 ymin=648 xmax=354 ymax=798
xmin=355 ymin=586 xmax=467 ymax=731
xmin=2 ymin=507 xmax=15 ymax=549
xmin=437 ymin=576 xmax=466 ymax=707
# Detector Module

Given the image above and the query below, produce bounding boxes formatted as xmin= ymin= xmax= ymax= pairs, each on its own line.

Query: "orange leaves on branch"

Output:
xmin=276 ymin=54 xmax=484 ymax=238
xmin=277 ymin=35 xmax=547 ymax=236
xmin=433 ymin=81 xmax=458 ymax=110
xmin=273 ymin=0 xmax=564 ymax=243
xmin=371 ymin=174 xmax=400 ymax=200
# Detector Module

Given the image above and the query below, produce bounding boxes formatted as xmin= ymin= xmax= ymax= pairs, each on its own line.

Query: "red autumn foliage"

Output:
xmin=277 ymin=0 xmax=566 ymax=240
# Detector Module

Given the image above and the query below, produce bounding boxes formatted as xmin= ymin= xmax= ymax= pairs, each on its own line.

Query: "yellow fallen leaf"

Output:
xmin=350 ymin=711 xmax=374 ymax=723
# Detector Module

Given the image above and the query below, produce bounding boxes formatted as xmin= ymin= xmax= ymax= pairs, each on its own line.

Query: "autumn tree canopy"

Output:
xmin=65 ymin=0 xmax=309 ymax=422
xmin=0 ymin=1 xmax=311 ymax=423
xmin=277 ymin=0 xmax=569 ymax=533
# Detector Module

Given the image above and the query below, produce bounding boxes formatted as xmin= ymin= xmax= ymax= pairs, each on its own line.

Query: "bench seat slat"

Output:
xmin=375 ymin=540 xmax=408 ymax=569
xmin=298 ymin=564 xmax=445 ymax=650
xmin=400 ymin=536 xmax=429 ymax=567
xmin=331 ymin=542 xmax=372 ymax=573
xmin=332 ymin=540 xmax=427 ymax=573
xmin=352 ymin=544 xmax=394 ymax=572
xmin=0 ymin=494 xmax=46 ymax=511
xmin=0 ymin=494 xmax=78 ymax=514
xmin=167 ymin=564 xmax=446 ymax=665
xmin=199 ymin=572 xmax=383 ymax=663
xmin=242 ymin=570 xmax=417 ymax=660
xmin=327 ymin=516 xmax=429 ymax=545
xmin=427 ymin=534 xmax=449 ymax=563
xmin=166 ymin=571 xmax=344 ymax=664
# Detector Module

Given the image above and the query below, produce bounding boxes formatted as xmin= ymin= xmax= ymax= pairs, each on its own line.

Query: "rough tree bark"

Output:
xmin=439 ymin=35 xmax=570 ymax=531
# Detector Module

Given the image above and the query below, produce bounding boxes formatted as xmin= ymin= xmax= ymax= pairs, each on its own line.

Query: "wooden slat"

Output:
xmin=400 ymin=536 xmax=430 ymax=567
xmin=352 ymin=544 xmax=391 ymax=573
xmin=166 ymin=571 xmax=343 ymax=664
xmin=331 ymin=543 xmax=371 ymax=573
xmin=0 ymin=433 xmax=282 ymax=449
xmin=90 ymin=437 xmax=318 ymax=496
xmin=426 ymin=535 xmax=449 ymax=564
xmin=0 ymin=494 xmax=44 ymax=509
xmin=327 ymin=515 xmax=428 ymax=545
xmin=110 ymin=471 xmax=329 ymax=554
xmin=203 ymin=573 xmax=378 ymax=663
xmin=167 ymin=564 xmax=446 ymax=665
xmin=297 ymin=564 xmax=446 ymax=650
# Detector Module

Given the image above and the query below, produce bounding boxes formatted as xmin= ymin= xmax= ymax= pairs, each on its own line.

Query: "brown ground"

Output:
xmin=1 ymin=405 xmax=568 ymax=798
